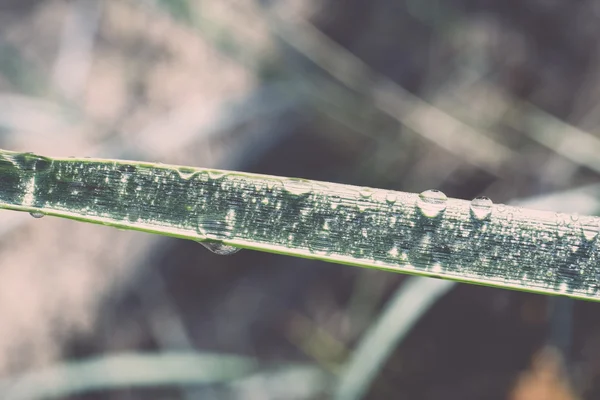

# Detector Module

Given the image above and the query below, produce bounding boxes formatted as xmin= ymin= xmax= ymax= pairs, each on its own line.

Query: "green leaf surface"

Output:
xmin=1 ymin=149 xmax=599 ymax=301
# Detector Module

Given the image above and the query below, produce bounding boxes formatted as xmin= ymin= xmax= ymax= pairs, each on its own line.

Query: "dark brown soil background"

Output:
xmin=1 ymin=1 xmax=600 ymax=399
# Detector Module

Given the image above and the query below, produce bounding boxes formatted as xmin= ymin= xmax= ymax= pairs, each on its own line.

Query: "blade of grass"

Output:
xmin=0 ymin=352 xmax=325 ymax=400
xmin=1 ymin=149 xmax=600 ymax=301
xmin=230 ymin=363 xmax=329 ymax=399
xmin=334 ymin=185 xmax=600 ymax=400
xmin=335 ymin=277 xmax=454 ymax=400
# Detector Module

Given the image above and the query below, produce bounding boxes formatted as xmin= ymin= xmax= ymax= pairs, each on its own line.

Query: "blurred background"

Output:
xmin=1 ymin=0 xmax=600 ymax=399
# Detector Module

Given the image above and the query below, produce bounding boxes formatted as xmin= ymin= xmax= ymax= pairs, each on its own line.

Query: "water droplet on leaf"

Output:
xmin=177 ymin=167 xmax=196 ymax=180
xmin=385 ymin=193 xmax=397 ymax=204
xmin=30 ymin=212 xmax=44 ymax=219
xmin=283 ymin=179 xmax=312 ymax=196
xmin=470 ymin=196 xmax=493 ymax=220
xmin=200 ymin=242 xmax=241 ymax=255
xmin=208 ymin=171 xmax=226 ymax=180
xmin=417 ymin=189 xmax=447 ymax=218
xmin=359 ymin=189 xmax=373 ymax=198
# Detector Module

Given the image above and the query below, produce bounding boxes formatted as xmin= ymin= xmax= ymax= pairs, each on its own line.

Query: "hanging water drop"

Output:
xmin=30 ymin=212 xmax=44 ymax=219
xmin=200 ymin=241 xmax=241 ymax=255
xmin=417 ymin=189 xmax=447 ymax=218
xmin=208 ymin=170 xmax=226 ymax=180
xmin=583 ymin=228 xmax=599 ymax=242
xmin=470 ymin=196 xmax=493 ymax=220
xmin=177 ymin=167 xmax=196 ymax=180
xmin=385 ymin=192 xmax=397 ymax=204
xmin=359 ymin=189 xmax=373 ymax=198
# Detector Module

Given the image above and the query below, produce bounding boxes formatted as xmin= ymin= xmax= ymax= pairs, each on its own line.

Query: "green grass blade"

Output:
xmin=1 ymin=149 xmax=599 ymax=301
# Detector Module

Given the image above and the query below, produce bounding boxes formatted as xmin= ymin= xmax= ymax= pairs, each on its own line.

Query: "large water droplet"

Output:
xmin=359 ymin=189 xmax=373 ymax=198
xmin=200 ymin=241 xmax=241 ymax=255
xmin=470 ymin=196 xmax=493 ymax=220
xmin=283 ymin=179 xmax=312 ymax=196
xmin=417 ymin=189 xmax=447 ymax=218
xmin=208 ymin=170 xmax=226 ymax=180
xmin=198 ymin=214 xmax=234 ymax=240
xmin=385 ymin=192 xmax=397 ymax=204
xmin=177 ymin=167 xmax=196 ymax=180
xmin=30 ymin=212 xmax=44 ymax=219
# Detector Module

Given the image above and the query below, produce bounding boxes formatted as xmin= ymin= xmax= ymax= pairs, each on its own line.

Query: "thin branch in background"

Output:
xmin=254 ymin=1 xmax=518 ymax=176
xmin=149 ymin=0 xmax=516 ymax=178
xmin=509 ymin=102 xmax=600 ymax=176
xmin=403 ymin=4 xmax=600 ymax=186
xmin=438 ymin=71 xmax=600 ymax=185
